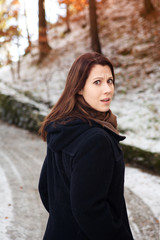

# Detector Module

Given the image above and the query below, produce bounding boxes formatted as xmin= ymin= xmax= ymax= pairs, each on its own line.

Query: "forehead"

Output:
xmin=88 ymin=64 xmax=112 ymax=78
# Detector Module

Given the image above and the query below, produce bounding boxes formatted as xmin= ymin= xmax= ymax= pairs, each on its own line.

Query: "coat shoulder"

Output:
xmin=63 ymin=126 xmax=113 ymax=157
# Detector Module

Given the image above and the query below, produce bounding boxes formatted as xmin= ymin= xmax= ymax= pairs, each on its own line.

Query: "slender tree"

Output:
xmin=38 ymin=0 xmax=51 ymax=59
xmin=143 ymin=0 xmax=155 ymax=15
xmin=24 ymin=1 xmax=32 ymax=54
xmin=88 ymin=0 xmax=101 ymax=53
xmin=0 ymin=0 xmax=22 ymax=75
xmin=58 ymin=0 xmax=88 ymax=32
xmin=65 ymin=3 xmax=71 ymax=33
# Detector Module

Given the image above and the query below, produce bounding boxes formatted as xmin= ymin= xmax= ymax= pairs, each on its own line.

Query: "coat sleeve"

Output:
xmin=38 ymin=156 xmax=49 ymax=212
xmin=70 ymin=132 xmax=132 ymax=240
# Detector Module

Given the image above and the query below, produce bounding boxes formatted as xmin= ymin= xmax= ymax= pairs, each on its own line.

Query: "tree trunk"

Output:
xmin=144 ymin=0 xmax=155 ymax=15
xmin=24 ymin=4 xmax=32 ymax=54
xmin=65 ymin=4 xmax=71 ymax=33
xmin=38 ymin=0 xmax=51 ymax=60
xmin=88 ymin=0 xmax=101 ymax=53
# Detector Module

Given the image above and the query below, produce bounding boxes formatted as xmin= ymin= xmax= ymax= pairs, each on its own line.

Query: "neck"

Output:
xmin=73 ymin=95 xmax=119 ymax=135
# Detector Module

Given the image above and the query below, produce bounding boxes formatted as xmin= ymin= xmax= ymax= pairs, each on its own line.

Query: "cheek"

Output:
xmin=84 ymin=87 xmax=97 ymax=100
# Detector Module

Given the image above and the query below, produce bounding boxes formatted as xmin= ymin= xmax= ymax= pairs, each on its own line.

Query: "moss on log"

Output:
xmin=121 ymin=143 xmax=160 ymax=174
xmin=0 ymin=92 xmax=44 ymax=133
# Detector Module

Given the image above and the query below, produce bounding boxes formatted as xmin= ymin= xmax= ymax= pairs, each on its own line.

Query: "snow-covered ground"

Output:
xmin=125 ymin=167 xmax=160 ymax=222
xmin=0 ymin=166 xmax=13 ymax=239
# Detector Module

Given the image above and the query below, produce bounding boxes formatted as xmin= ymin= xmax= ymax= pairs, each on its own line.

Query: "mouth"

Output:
xmin=100 ymin=98 xmax=111 ymax=102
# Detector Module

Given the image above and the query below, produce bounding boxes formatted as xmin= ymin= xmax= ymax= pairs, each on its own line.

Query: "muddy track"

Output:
xmin=0 ymin=121 xmax=159 ymax=240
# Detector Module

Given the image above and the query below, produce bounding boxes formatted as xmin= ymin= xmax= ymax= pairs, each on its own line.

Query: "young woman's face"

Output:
xmin=79 ymin=64 xmax=114 ymax=112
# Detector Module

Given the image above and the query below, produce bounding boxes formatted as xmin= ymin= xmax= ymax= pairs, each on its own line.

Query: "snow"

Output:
xmin=0 ymin=166 xmax=13 ymax=240
xmin=125 ymin=166 xmax=160 ymax=221
xmin=111 ymin=86 xmax=160 ymax=152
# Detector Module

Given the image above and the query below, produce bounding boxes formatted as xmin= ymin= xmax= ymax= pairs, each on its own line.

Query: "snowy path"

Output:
xmin=0 ymin=121 xmax=159 ymax=240
xmin=0 ymin=121 xmax=47 ymax=240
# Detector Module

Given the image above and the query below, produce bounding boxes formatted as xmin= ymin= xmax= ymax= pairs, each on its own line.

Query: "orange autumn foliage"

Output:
xmin=58 ymin=0 xmax=88 ymax=13
xmin=11 ymin=0 xmax=20 ymax=5
xmin=0 ymin=0 xmax=20 ymax=42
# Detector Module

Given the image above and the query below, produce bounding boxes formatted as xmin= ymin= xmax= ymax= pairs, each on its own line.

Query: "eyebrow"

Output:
xmin=93 ymin=76 xmax=113 ymax=80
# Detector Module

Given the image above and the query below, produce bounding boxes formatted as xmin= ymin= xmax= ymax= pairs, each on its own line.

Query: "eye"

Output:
xmin=94 ymin=80 xmax=101 ymax=85
xmin=107 ymin=78 xmax=114 ymax=84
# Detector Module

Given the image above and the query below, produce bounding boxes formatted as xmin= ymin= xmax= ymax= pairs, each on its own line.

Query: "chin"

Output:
xmin=101 ymin=107 xmax=110 ymax=112
xmin=96 ymin=108 xmax=110 ymax=112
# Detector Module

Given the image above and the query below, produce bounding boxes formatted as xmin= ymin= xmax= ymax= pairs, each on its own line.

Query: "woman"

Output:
xmin=38 ymin=52 xmax=134 ymax=240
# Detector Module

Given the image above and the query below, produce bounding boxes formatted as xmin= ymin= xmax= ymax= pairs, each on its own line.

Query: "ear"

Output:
xmin=78 ymin=89 xmax=83 ymax=95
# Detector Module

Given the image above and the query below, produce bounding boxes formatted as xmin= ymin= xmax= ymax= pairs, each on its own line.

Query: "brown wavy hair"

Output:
xmin=39 ymin=52 xmax=115 ymax=141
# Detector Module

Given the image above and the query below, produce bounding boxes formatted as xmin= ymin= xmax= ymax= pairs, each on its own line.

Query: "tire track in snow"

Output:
xmin=125 ymin=188 xmax=159 ymax=240
xmin=0 ymin=121 xmax=47 ymax=240
xmin=0 ymin=166 xmax=13 ymax=240
xmin=0 ymin=148 xmax=47 ymax=240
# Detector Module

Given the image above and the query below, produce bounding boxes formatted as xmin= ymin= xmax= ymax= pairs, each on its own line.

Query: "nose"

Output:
xmin=103 ymin=83 xmax=111 ymax=93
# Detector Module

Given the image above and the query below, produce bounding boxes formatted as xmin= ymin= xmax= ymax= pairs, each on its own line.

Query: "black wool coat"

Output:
xmin=38 ymin=119 xmax=134 ymax=240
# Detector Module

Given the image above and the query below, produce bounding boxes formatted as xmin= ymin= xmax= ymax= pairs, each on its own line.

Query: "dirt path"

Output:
xmin=0 ymin=121 xmax=159 ymax=240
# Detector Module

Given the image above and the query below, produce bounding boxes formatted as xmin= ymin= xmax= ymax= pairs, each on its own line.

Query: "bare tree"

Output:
xmin=38 ymin=0 xmax=51 ymax=60
xmin=24 ymin=3 xmax=32 ymax=54
xmin=88 ymin=0 xmax=101 ymax=53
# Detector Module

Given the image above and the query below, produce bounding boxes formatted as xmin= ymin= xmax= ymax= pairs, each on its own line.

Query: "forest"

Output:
xmin=0 ymin=0 xmax=159 ymax=63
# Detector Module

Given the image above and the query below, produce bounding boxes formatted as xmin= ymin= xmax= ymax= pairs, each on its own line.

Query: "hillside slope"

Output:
xmin=0 ymin=0 xmax=160 ymax=152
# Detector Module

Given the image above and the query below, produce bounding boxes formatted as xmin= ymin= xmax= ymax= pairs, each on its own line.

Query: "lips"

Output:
xmin=101 ymin=98 xmax=110 ymax=102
